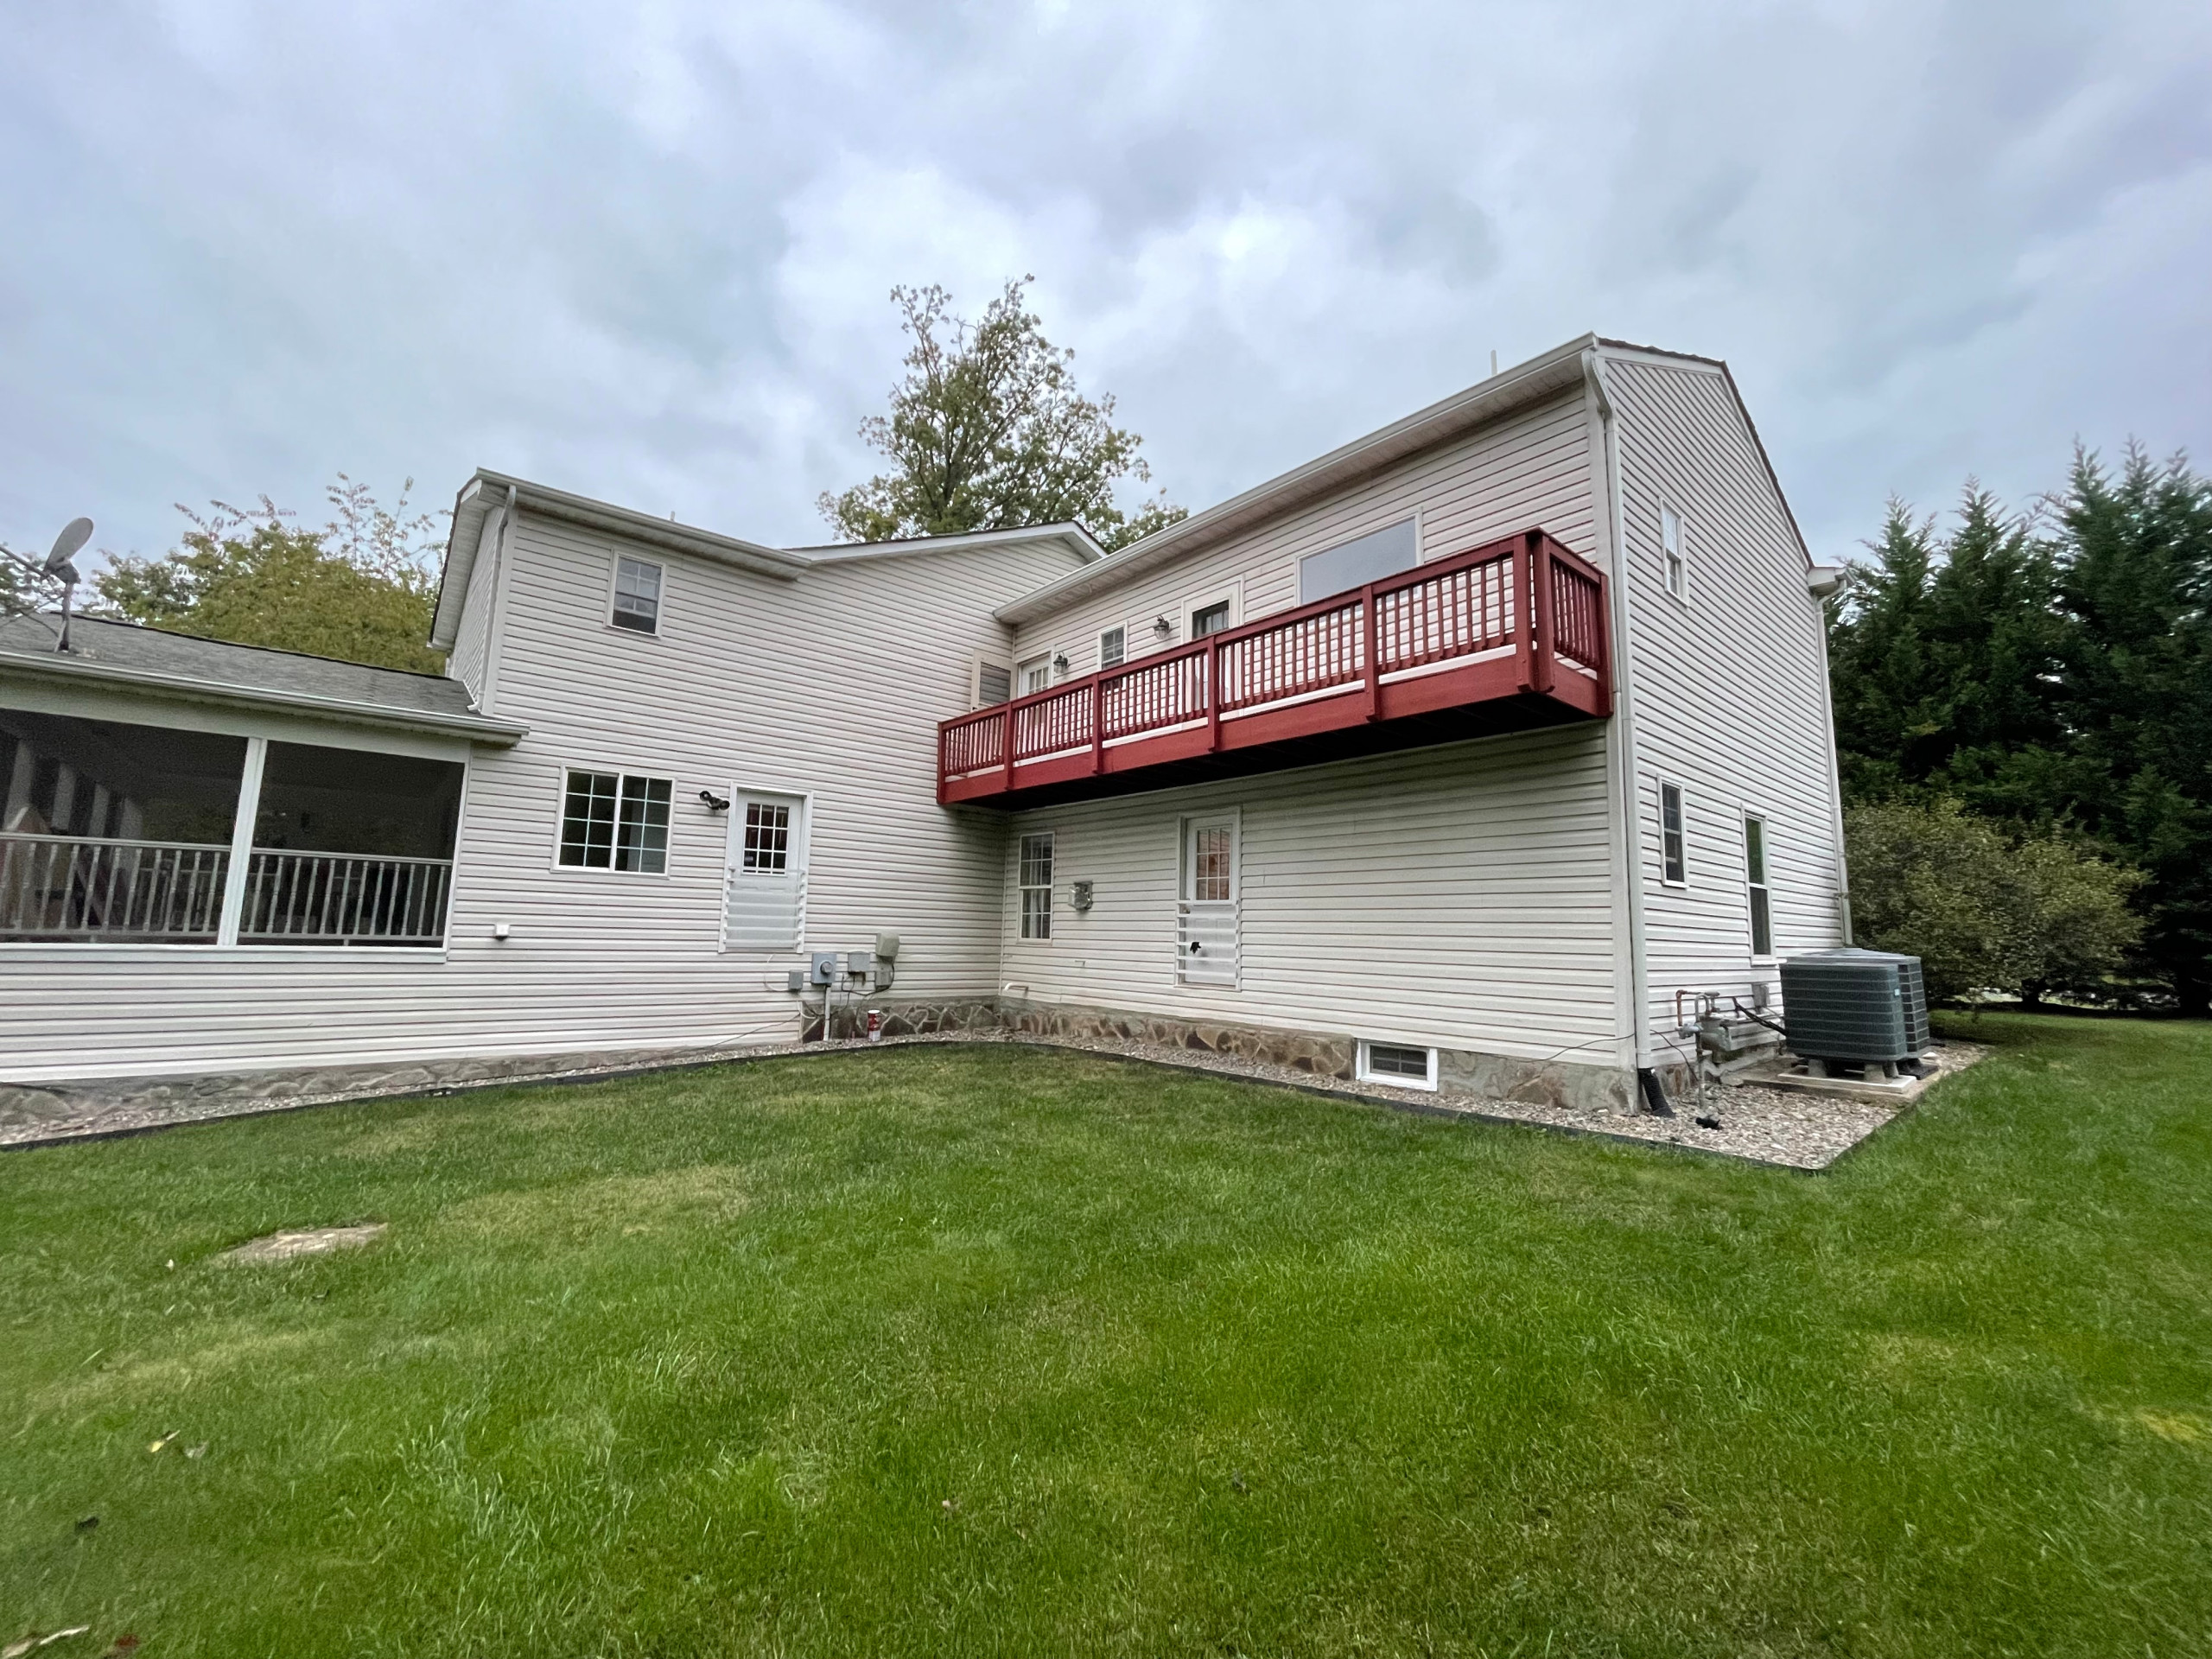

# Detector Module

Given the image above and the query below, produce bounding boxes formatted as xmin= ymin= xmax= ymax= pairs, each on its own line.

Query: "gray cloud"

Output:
xmin=2 ymin=0 xmax=2205 ymax=574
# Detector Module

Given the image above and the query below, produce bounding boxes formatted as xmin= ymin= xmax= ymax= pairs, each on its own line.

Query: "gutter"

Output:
xmin=0 ymin=652 xmax=530 ymax=746
xmin=1582 ymin=346 xmax=1656 ymax=1084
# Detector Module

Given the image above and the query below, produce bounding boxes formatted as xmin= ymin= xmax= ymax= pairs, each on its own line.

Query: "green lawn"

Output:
xmin=3 ymin=1017 xmax=2208 ymax=1657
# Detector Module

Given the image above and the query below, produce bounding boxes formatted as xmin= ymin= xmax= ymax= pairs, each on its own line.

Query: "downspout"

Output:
xmin=1811 ymin=584 xmax=1853 ymax=944
xmin=1582 ymin=348 xmax=1663 ymax=1110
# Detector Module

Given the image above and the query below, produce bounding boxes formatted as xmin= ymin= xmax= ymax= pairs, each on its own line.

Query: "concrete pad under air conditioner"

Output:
xmin=1737 ymin=1042 xmax=1986 ymax=1104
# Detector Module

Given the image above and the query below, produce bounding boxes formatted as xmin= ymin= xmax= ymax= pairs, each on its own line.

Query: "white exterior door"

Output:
xmin=723 ymin=790 xmax=806 ymax=950
xmin=1177 ymin=813 xmax=1239 ymax=987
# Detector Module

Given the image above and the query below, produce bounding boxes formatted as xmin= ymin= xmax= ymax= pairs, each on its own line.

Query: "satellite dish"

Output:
xmin=44 ymin=518 xmax=92 ymax=576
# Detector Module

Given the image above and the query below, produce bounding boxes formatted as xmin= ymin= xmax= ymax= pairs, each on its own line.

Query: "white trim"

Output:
xmin=214 ymin=736 xmax=268 ymax=948
xmin=1658 ymin=501 xmax=1689 ymax=606
xmin=1585 ymin=348 xmax=1649 ymax=1071
xmin=1096 ymin=623 xmax=1127 ymax=672
xmin=606 ymin=552 xmax=666 ymax=639
xmin=0 ymin=650 xmax=526 ymax=745
xmin=1657 ymin=776 xmax=1688 ymax=888
xmin=1176 ymin=808 xmax=1241 ymax=989
xmin=720 ymin=782 xmax=811 ymax=952
xmin=550 ymin=761 xmax=677 ymax=877
xmin=1357 ymin=1039 xmax=1438 ymax=1091
xmin=1017 ymin=828 xmax=1056 ymax=942
xmin=1179 ymin=580 xmax=1242 ymax=645
xmin=971 ymin=654 xmax=1013 ymax=709
xmin=1743 ymin=807 xmax=1776 ymax=961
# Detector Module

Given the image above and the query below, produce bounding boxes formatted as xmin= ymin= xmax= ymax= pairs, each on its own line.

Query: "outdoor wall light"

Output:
xmin=699 ymin=790 xmax=731 ymax=812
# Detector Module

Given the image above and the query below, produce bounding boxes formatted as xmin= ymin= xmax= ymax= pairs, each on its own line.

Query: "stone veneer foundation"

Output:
xmin=999 ymin=1000 xmax=1635 ymax=1116
xmin=1 ymin=996 xmax=1638 ymax=1137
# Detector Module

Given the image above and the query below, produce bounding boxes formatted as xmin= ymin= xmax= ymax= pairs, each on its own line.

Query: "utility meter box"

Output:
xmin=810 ymin=951 xmax=840 ymax=986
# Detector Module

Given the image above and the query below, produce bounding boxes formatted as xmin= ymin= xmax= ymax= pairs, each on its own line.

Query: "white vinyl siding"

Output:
xmin=1002 ymin=726 xmax=1618 ymax=1065
xmin=448 ymin=505 xmax=505 ymax=705
xmin=0 ymin=524 xmax=1082 ymax=1082
xmin=1605 ymin=351 xmax=1847 ymax=1032
xmin=1007 ymin=389 xmax=1597 ymax=672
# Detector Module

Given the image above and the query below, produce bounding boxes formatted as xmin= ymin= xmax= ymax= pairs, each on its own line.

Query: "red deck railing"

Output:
xmin=939 ymin=528 xmax=1610 ymax=805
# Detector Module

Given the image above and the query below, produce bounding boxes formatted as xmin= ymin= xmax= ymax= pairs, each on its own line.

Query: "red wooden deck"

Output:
xmin=938 ymin=529 xmax=1611 ymax=809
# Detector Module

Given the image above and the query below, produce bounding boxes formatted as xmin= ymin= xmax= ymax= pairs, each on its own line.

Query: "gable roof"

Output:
xmin=990 ymin=333 xmax=1813 ymax=626
xmin=433 ymin=469 xmax=1104 ymax=650
xmin=0 ymin=614 xmax=526 ymax=744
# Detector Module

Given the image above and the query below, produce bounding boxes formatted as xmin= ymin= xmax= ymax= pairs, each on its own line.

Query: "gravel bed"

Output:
xmin=2 ymin=1029 xmax=1986 ymax=1169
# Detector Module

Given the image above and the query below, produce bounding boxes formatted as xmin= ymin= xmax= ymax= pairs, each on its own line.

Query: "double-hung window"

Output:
xmin=1189 ymin=601 xmax=1231 ymax=639
xmin=1019 ymin=832 xmax=1054 ymax=939
xmin=560 ymin=770 xmax=671 ymax=873
xmin=1745 ymin=815 xmax=1773 ymax=956
xmin=1098 ymin=626 xmax=1125 ymax=671
xmin=1660 ymin=507 xmax=1688 ymax=602
xmin=612 ymin=556 xmax=663 ymax=633
xmin=1660 ymin=781 xmax=1687 ymax=886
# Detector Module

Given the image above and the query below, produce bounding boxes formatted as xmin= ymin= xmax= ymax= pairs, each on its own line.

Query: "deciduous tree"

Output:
xmin=93 ymin=479 xmax=445 ymax=675
xmin=820 ymin=279 xmax=1185 ymax=552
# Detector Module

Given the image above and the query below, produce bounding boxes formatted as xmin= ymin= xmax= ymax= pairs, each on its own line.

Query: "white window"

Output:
xmin=976 ymin=660 xmax=1012 ymax=708
xmin=1745 ymin=814 xmax=1773 ymax=957
xmin=1660 ymin=506 xmax=1688 ymax=601
xmin=1019 ymin=657 xmax=1052 ymax=696
xmin=1189 ymin=601 xmax=1231 ymax=639
xmin=1019 ymin=832 xmax=1053 ymax=940
xmin=1357 ymin=1040 xmax=1438 ymax=1090
xmin=1299 ymin=518 xmax=1417 ymax=603
xmin=723 ymin=788 xmax=807 ymax=950
xmin=1098 ymin=626 xmax=1125 ymax=671
xmin=1178 ymin=812 xmax=1239 ymax=986
xmin=560 ymin=770 xmax=671 ymax=873
xmin=611 ymin=556 xmax=663 ymax=633
xmin=1660 ymin=780 xmax=1687 ymax=887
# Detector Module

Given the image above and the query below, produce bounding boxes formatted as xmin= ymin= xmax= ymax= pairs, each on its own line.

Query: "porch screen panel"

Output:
xmin=249 ymin=742 xmax=464 ymax=945
xmin=1 ymin=712 xmax=246 ymax=943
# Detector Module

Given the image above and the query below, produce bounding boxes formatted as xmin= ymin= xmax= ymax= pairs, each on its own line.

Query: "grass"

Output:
xmin=2 ymin=1015 xmax=2208 ymax=1658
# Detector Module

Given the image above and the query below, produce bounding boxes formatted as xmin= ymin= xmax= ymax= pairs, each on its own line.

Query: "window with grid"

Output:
xmin=1359 ymin=1041 xmax=1436 ymax=1089
xmin=1190 ymin=825 xmax=1233 ymax=902
xmin=1660 ymin=781 xmax=1687 ymax=886
xmin=1098 ymin=626 xmax=1125 ymax=670
xmin=1660 ymin=508 xmax=1687 ymax=601
xmin=1745 ymin=815 xmax=1773 ymax=956
xmin=1019 ymin=832 xmax=1054 ymax=939
xmin=741 ymin=802 xmax=791 ymax=873
xmin=560 ymin=770 xmax=671 ymax=872
xmin=611 ymin=556 xmax=664 ymax=633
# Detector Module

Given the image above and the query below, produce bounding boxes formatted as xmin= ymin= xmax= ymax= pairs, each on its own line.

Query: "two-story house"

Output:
xmin=0 ymin=334 xmax=1849 ymax=1115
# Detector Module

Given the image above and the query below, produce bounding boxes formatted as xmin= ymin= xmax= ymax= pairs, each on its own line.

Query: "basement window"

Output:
xmin=559 ymin=770 xmax=671 ymax=873
xmin=611 ymin=556 xmax=663 ymax=633
xmin=1358 ymin=1040 xmax=1438 ymax=1091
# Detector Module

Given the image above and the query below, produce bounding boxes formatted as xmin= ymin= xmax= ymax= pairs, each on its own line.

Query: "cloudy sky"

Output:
xmin=3 ymin=0 xmax=2207 ymax=572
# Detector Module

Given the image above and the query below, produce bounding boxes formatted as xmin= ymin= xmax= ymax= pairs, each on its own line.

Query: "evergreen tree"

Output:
xmin=2050 ymin=447 xmax=2212 ymax=1013
xmin=1826 ymin=488 xmax=2063 ymax=809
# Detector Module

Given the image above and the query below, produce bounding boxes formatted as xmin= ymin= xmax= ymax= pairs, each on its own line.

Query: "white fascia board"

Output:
xmin=431 ymin=469 xmax=810 ymax=649
xmin=790 ymin=522 xmax=1108 ymax=565
xmin=0 ymin=652 xmax=531 ymax=746
xmin=991 ymin=334 xmax=1602 ymax=627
